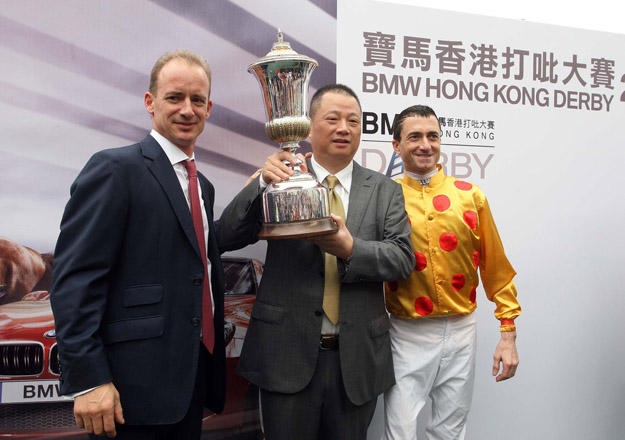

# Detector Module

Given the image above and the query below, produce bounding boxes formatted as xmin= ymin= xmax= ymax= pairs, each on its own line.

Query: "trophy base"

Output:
xmin=258 ymin=217 xmax=338 ymax=240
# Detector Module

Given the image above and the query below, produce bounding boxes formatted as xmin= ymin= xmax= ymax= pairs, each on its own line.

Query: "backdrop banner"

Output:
xmin=336 ymin=1 xmax=625 ymax=439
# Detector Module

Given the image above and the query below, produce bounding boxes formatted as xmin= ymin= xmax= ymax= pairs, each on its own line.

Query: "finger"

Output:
xmin=496 ymin=363 xmax=516 ymax=381
xmin=295 ymin=155 xmax=308 ymax=173
xmin=244 ymin=169 xmax=262 ymax=186
xmin=103 ymin=408 xmax=117 ymax=438
xmin=330 ymin=213 xmax=345 ymax=227
xmin=114 ymin=400 xmax=125 ymax=425
xmin=82 ymin=414 xmax=94 ymax=434
xmin=492 ymin=358 xmax=501 ymax=377
xmin=281 ymin=151 xmax=298 ymax=165
xmin=263 ymin=161 xmax=292 ymax=182
xmin=74 ymin=412 xmax=85 ymax=429
xmin=91 ymin=414 xmax=105 ymax=436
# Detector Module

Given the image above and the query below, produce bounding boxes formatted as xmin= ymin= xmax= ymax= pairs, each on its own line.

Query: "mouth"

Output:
xmin=333 ymin=138 xmax=350 ymax=146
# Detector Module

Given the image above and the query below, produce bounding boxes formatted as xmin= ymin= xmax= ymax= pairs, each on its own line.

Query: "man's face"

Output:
xmin=309 ymin=92 xmax=361 ymax=172
xmin=144 ymin=59 xmax=212 ymax=154
xmin=392 ymin=115 xmax=441 ymax=174
xmin=0 ymin=238 xmax=46 ymax=305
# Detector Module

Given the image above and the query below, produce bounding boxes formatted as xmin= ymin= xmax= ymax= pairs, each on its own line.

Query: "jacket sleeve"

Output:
xmin=216 ymin=178 xmax=264 ymax=253
xmin=477 ymin=196 xmax=521 ymax=321
xmin=341 ymin=179 xmax=415 ymax=284
xmin=50 ymin=151 xmax=128 ymax=395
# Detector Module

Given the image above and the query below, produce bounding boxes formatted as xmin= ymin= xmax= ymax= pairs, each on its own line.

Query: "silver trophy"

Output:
xmin=248 ymin=30 xmax=337 ymax=240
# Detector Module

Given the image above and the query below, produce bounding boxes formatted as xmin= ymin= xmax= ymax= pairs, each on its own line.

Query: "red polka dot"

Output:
xmin=388 ymin=281 xmax=398 ymax=292
xmin=454 ymin=181 xmax=473 ymax=191
xmin=463 ymin=211 xmax=477 ymax=229
xmin=433 ymin=195 xmax=451 ymax=212
xmin=439 ymin=233 xmax=458 ymax=252
xmin=472 ymin=251 xmax=479 ymax=268
xmin=470 ymin=286 xmax=477 ymax=303
xmin=452 ymin=274 xmax=466 ymax=291
xmin=414 ymin=297 xmax=434 ymax=316
xmin=408 ymin=217 xmax=412 ymax=226
xmin=415 ymin=252 xmax=427 ymax=271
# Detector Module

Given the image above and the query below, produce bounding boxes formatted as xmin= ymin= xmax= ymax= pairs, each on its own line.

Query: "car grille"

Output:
xmin=49 ymin=344 xmax=60 ymax=375
xmin=0 ymin=402 xmax=76 ymax=429
xmin=0 ymin=343 xmax=44 ymax=376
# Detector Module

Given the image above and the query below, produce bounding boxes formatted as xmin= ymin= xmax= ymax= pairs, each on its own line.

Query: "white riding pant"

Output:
xmin=383 ymin=313 xmax=477 ymax=440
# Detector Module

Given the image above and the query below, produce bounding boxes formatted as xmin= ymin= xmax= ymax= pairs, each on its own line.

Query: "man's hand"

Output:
xmin=244 ymin=168 xmax=263 ymax=187
xmin=261 ymin=151 xmax=298 ymax=184
xmin=261 ymin=151 xmax=312 ymax=185
xmin=74 ymin=382 xmax=124 ymax=438
xmin=492 ymin=331 xmax=519 ymax=382
xmin=308 ymin=214 xmax=354 ymax=259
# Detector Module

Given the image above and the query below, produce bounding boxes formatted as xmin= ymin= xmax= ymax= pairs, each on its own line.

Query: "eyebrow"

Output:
xmin=408 ymin=130 xmax=438 ymax=135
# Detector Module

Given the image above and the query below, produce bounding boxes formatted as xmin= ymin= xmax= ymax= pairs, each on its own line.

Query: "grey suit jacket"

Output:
xmin=217 ymin=160 xmax=414 ymax=405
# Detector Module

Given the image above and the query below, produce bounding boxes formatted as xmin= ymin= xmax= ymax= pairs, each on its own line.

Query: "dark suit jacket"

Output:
xmin=50 ymin=135 xmax=226 ymax=425
xmin=217 ymin=159 xmax=414 ymax=405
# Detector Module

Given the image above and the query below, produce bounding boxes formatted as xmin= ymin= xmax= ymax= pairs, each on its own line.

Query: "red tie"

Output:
xmin=182 ymin=160 xmax=214 ymax=354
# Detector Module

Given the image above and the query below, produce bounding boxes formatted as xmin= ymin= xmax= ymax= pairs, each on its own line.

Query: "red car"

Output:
xmin=0 ymin=257 xmax=263 ymax=439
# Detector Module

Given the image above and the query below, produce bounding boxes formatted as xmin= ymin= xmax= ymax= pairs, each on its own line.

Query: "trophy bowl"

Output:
xmin=248 ymin=30 xmax=337 ymax=239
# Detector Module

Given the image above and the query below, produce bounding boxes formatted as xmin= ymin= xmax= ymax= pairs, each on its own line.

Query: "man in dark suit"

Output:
xmin=217 ymin=84 xmax=414 ymax=439
xmin=50 ymin=50 xmax=225 ymax=439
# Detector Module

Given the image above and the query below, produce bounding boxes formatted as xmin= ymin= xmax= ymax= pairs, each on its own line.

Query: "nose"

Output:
xmin=417 ymin=138 xmax=431 ymax=150
xmin=179 ymin=97 xmax=194 ymax=118
xmin=336 ymin=118 xmax=349 ymax=133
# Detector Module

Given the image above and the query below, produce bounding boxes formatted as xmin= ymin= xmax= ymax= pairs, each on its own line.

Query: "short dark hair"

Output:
xmin=149 ymin=50 xmax=212 ymax=98
xmin=309 ymin=84 xmax=362 ymax=118
xmin=392 ymin=105 xmax=440 ymax=142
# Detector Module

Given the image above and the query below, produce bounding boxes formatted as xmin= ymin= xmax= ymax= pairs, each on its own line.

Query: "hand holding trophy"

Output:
xmin=248 ymin=30 xmax=337 ymax=239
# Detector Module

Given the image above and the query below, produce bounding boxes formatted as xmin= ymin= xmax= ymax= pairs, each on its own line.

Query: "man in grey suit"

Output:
xmin=217 ymin=84 xmax=414 ymax=439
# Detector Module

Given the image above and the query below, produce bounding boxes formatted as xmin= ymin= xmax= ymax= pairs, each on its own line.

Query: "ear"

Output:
xmin=307 ymin=116 xmax=313 ymax=140
xmin=392 ymin=139 xmax=401 ymax=154
xmin=205 ymin=99 xmax=213 ymax=120
xmin=144 ymin=92 xmax=155 ymax=116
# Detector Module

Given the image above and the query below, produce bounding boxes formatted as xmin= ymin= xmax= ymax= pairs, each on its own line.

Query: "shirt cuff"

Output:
xmin=499 ymin=318 xmax=516 ymax=332
xmin=259 ymin=173 xmax=268 ymax=190
xmin=68 ymin=386 xmax=97 ymax=398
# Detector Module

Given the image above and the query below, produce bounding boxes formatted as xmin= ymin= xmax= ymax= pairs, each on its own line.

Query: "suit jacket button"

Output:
xmin=191 ymin=317 xmax=201 ymax=326
xmin=193 ymin=278 xmax=202 ymax=286
xmin=315 ymin=310 xmax=322 ymax=317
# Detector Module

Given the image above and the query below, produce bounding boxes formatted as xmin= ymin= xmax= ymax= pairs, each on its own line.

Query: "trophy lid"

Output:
xmin=248 ymin=29 xmax=318 ymax=70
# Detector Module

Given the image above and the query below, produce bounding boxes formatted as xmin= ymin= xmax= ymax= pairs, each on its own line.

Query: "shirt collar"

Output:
xmin=150 ymin=129 xmax=194 ymax=166
xmin=405 ymin=167 xmax=439 ymax=182
xmin=403 ymin=165 xmax=445 ymax=188
xmin=311 ymin=156 xmax=353 ymax=193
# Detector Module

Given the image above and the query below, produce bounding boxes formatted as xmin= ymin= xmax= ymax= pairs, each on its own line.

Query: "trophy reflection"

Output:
xmin=248 ymin=30 xmax=337 ymax=239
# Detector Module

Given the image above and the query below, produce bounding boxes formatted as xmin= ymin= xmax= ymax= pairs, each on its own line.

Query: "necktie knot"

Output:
xmin=182 ymin=159 xmax=197 ymax=178
xmin=326 ymin=175 xmax=339 ymax=190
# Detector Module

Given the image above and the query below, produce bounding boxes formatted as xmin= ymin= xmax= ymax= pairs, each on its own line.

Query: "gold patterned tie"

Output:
xmin=323 ymin=176 xmax=345 ymax=325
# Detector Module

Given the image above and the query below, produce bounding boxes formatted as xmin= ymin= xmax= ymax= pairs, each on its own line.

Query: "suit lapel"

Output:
xmin=346 ymin=162 xmax=375 ymax=233
xmin=307 ymin=158 xmax=375 ymax=234
xmin=140 ymin=136 xmax=202 ymax=260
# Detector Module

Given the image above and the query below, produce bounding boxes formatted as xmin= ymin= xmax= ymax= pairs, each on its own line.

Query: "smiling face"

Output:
xmin=309 ymin=91 xmax=362 ymax=174
xmin=0 ymin=238 xmax=46 ymax=305
xmin=144 ymin=58 xmax=212 ymax=156
xmin=392 ymin=115 xmax=441 ymax=174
